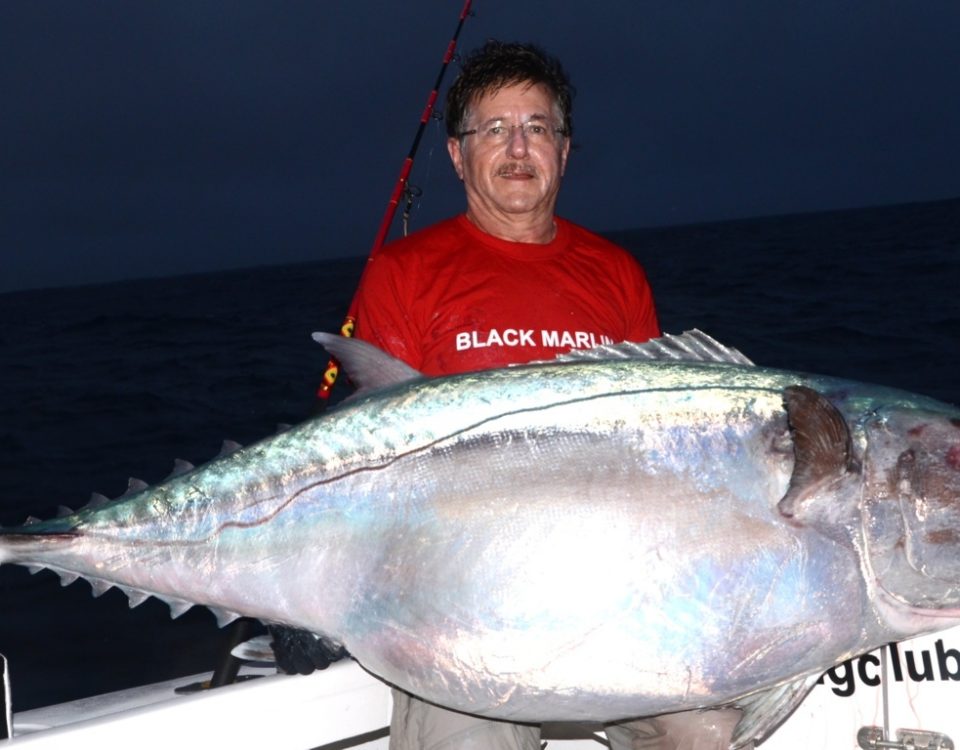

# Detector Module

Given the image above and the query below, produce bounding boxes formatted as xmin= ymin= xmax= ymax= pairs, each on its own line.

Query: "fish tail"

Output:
xmin=0 ymin=529 xmax=28 ymax=565
xmin=0 ymin=526 xmax=78 ymax=566
xmin=0 ymin=528 xmax=15 ymax=565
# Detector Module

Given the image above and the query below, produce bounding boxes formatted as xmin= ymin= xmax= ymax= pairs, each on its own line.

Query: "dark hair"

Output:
xmin=445 ymin=41 xmax=574 ymax=139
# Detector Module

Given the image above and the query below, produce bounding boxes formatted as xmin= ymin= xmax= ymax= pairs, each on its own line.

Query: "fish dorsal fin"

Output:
xmin=550 ymin=330 xmax=755 ymax=366
xmin=778 ymin=385 xmax=861 ymax=519
xmin=312 ymin=332 xmax=423 ymax=392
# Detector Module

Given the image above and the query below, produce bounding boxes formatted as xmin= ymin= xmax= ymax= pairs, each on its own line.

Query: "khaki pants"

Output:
xmin=389 ymin=689 xmax=750 ymax=750
xmin=389 ymin=690 xmax=539 ymax=750
xmin=605 ymin=708 xmax=749 ymax=750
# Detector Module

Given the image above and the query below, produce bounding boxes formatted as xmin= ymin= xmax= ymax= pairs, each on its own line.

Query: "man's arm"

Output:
xmin=621 ymin=258 xmax=662 ymax=341
xmin=352 ymin=252 xmax=423 ymax=368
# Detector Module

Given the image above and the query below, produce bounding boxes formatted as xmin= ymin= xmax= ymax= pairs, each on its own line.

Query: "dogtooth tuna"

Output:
xmin=1 ymin=330 xmax=959 ymax=747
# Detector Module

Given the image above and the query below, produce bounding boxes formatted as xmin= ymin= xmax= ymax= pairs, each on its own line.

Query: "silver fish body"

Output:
xmin=2 ymin=332 xmax=960 ymax=744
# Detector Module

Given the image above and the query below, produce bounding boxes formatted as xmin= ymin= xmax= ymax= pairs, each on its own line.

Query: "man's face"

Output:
xmin=447 ymin=82 xmax=570 ymax=225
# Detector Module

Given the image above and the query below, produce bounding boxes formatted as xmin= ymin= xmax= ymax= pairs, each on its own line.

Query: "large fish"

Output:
xmin=2 ymin=331 xmax=960 ymax=746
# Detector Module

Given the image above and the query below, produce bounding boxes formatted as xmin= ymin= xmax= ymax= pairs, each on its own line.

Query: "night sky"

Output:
xmin=2 ymin=1 xmax=958 ymax=294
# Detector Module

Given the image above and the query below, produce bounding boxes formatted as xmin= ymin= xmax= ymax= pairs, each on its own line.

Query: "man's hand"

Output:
xmin=267 ymin=624 xmax=348 ymax=675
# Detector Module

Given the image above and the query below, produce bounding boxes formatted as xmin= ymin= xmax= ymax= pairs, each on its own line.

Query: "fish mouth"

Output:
xmin=876 ymin=577 xmax=960 ymax=614
xmin=873 ymin=578 xmax=960 ymax=637
xmin=862 ymin=500 xmax=960 ymax=623
xmin=868 ymin=530 xmax=960 ymax=630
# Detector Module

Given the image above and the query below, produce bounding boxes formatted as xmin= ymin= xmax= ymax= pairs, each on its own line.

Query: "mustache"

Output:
xmin=496 ymin=164 xmax=537 ymax=177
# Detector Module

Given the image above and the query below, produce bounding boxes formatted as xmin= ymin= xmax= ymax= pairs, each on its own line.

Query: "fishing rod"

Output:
xmin=315 ymin=0 xmax=474 ymax=403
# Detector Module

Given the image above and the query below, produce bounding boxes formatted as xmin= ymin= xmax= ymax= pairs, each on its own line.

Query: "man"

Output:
xmin=352 ymin=40 xmax=658 ymax=374
xmin=352 ymin=41 xmax=742 ymax=750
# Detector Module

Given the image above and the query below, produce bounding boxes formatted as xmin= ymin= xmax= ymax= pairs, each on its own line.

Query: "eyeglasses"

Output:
xmin=458 ymin=119 xmax=567 ymax=146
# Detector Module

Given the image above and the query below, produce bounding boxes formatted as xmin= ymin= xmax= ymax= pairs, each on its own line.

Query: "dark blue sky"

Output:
xmin=2 ymin=1 xmax=958 ymax=293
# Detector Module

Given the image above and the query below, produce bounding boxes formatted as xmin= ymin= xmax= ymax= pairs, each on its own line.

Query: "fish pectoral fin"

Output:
xmin=732 ymin=672 xmax=821 ymax=748
xmin=778 ymin=385 xmax=861 ymax=520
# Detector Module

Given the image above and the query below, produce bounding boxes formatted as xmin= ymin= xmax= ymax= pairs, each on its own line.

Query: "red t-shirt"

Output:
xmin=352 ymin=215 xmax=660 ymax=376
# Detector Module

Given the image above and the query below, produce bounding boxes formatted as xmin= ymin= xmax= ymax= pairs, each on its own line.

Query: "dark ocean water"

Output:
xmin=0 ymin=198 xmax=958 ymax=712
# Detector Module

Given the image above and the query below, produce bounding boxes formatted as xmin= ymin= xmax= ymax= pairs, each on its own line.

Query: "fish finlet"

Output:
xmin=211 ymin=608 xmax=242 ymax=628
xmin=166 ymin=459 xmax=195 ymax=479
xmin=122 ymin=478 xmax=149 ymax=497
xmin=122 ymin=588 xmax=151 ymax=609
xmin=86 ymin=492 xmax=110 ymax=510
xmin=57 ymin=571 xmax=79 ymax=587
xmin=219 ymin=440 xmax=242 ymax=457
xmin=166 ymin=599 xmax=193 ymax=619
xmin=88 ymin=579 xmax=112 ymax=598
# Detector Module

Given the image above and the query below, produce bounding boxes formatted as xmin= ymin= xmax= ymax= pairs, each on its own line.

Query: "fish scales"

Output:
xmin=2 ymin=331 xmax=960 ymax=746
